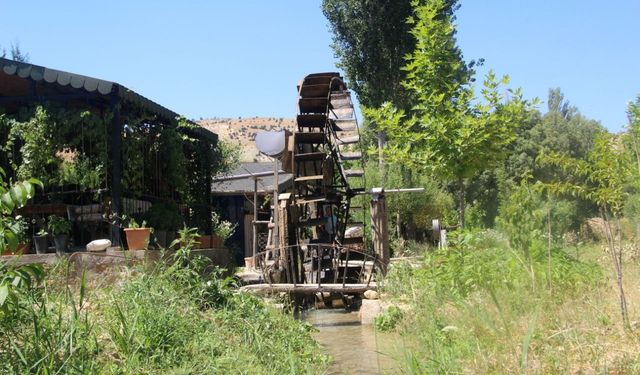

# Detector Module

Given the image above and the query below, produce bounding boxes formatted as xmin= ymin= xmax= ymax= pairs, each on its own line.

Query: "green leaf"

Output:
xmin=0 ymin=285 xmax=8 ymax=307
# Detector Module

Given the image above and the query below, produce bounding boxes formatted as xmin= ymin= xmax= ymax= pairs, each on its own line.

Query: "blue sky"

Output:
xmin=1 ymin=1 xmax=638 ymax=131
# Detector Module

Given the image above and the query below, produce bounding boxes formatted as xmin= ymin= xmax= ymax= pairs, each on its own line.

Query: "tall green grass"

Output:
xmin=382 ymin=229 xmax=611 ymax=373
xmin=0 ymin=241 xmax=328 ymax=374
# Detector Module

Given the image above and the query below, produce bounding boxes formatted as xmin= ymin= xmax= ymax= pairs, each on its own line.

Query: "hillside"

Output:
xmin=198 ymin=117 xmax=296 ymax=162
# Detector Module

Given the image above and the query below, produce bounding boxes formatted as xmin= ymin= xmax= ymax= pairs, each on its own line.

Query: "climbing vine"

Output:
xmin=1 ymin=105 xmax=110 ymax=189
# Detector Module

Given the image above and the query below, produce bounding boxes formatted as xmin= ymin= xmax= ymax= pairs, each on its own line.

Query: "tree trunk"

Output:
xmin=547 ymin=202 xmax=553 ymax=292
xmin=602 ymin=207 xmax=630 ymax=329
xmin=378 ymin=131 xmax=386 ymax=168
xmin=458 ymin=176 xmax=466 ymax=229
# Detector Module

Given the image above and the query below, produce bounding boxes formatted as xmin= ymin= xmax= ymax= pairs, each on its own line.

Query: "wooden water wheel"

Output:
xmin=286 ymin=72 xmax=374 ymax=285
xmin=261 ymin=72 xmax=378 ymax=286
xmin=292 ymin=72 xmax=366 ymax=249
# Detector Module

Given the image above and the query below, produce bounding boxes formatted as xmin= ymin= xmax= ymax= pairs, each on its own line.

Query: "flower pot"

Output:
xmin=155 ymin=230 xmax=167 ymax=249
xmin=198 ymin=235 xmax=212 ymax=249
xmin=124 ymin=228 xmax=151 ymax=250
xmin=3 ymin=242 xmax=31 ymax=256
xmin=211 ymin=235 xmax=223 ymax=248
xmin=33 ymin=235 xmax=49 ymax=254
xmin=54 ymin=234 xmax=69 ymax=255
xmin=154 ymin=230 xmax=177 ymax=249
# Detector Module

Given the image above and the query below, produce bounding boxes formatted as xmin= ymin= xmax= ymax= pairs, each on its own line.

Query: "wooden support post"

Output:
xmin=370 ymin=188 xmax=389 ymax=274
xmin=252 ymin=177 xmax=258 ymax=265
xmin=109 ymin=88 xmax=122 ymax=247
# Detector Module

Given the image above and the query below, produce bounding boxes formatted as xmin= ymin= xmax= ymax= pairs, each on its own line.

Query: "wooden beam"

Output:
xmin=239 ymin=283 xmax=377 ymax=295
xmin=370 ymin=188 xmax=389 ymax=274
xmin=110 ymin=88 xmax=122 ymax=247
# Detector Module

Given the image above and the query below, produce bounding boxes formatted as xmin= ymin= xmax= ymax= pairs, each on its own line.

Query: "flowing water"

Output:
xmin=301 ymin=309 xmax=402 ymax=374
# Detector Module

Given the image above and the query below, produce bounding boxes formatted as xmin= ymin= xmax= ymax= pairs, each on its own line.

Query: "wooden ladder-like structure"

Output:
xmin=291 ymin=73 xmax=368 ymax=285
xmin=257 ymin=72 xmax=381 ymax=289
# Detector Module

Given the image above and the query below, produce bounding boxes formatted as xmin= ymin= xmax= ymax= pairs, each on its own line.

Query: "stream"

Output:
xmin=301 ymin=309 xmax=402 ymax=374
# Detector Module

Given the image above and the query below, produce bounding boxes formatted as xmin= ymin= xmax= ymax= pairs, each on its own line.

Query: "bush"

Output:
xmin=0 ymin=234 xmax=328 ymax=374
xmin=374 ymin=305 xmax=403 ymax=331
xmin=382 ymin=228 xmax=603 ymax=373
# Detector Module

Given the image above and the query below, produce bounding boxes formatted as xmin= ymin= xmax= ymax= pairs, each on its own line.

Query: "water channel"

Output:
xmin=301 ymin=309 xmax=403 ymax=374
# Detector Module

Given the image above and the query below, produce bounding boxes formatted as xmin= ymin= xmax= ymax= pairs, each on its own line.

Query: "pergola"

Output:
xmin=0 ymin=57 xmax=218 ymax=246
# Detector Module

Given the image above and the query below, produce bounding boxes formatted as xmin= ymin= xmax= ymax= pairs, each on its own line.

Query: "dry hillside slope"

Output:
xmin=198 ymin=117 xmax=296 ymax=162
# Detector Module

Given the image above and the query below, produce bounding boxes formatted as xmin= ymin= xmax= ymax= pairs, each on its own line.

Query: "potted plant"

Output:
xmin=33 ymin=229 xmax=48 ymax=255
xmin=146 ymin=202 xmax=183 ymax=249
xmin=48 ymin=215 xmax=72 ymax=255
xmin=123 ymin=217 xmax=152 ymax=250
xmin=211 ymin=212 xmax=236 ymax=248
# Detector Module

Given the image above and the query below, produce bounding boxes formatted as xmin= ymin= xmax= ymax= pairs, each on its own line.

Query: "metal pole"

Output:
xmin=353 ymin=187 xmax=425 ymax=195
xmin=252 ymin=177 xmax=258 ymax=267
xmin=273 ymin=159 xmax=279 ymax=249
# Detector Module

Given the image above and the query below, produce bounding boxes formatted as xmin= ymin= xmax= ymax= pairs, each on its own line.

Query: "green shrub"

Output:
xmin=374 ymin=305 xmax=403 ymax=331
xmin=382 ymin=228 xmax=603 ymax=373
xmin=0 ymin=230 xmax=328 ymax=374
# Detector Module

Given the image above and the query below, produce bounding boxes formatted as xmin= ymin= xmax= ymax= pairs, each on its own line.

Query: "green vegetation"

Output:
xmin=47 ymin=215 xmax=72 ymax=235
xmin=380 ymin=224 xmax=640 ymax=372
xmin=325 ymin=0 xmax=640 ymax=372
xmin=0 ymin=231 xmax=328 ymax=374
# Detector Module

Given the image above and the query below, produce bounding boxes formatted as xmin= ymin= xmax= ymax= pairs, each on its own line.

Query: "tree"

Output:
xmin=322 ymin=0 xmax=418 ymax=109
xmin=9 ymin=43 xmax=29 ymax=63
xmin=322 ymin=0 xmax=425 ymax=170
xmin=0 ymin=42 xmax=29 ymax=62
xmin=625 ymin=94 xmax=640 ymax=175
xmin=539 ymin=132 xmax=632 ymax=328
xmin=369 ymin=0 xmax=531 ymax=228
xmin=0 ymin=172 xmax=43 ymax=316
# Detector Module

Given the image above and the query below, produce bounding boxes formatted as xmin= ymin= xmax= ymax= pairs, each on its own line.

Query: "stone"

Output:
xmin=359 ymin=299 xmax=382 ymax=325
xmin=363 ymin=290 xmax=379 ymax=300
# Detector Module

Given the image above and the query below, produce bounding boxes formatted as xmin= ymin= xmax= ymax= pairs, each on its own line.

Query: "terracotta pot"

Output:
xmin=198 ymin=235 xmax=212 ymax=249
xmin=18 ymin=242 xmax=31 ymax=255
xmin=124 ymin=228 xmax=151 ymax=250
xmin=211 ymin=235 xmax=223 ymax=248
xmin=3 ymin=242 xmax=31 ymax=256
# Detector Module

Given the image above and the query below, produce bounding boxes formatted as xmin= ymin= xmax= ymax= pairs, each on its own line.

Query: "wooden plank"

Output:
xmin=340 ymin=151 xmax=362 ymax=160
xmin=297 ymin=114 xmax=326 ymax=128
xmin=239 ymin=283 xmax=377 ymax=295
xmin=345 ymin=169 xmax=364 ymax=178
xmin=296 ymin=217 xmax=329 ymax=227
xmin=337 ymin=135 xmax=360 ymax=145
xmin=343 ymin=236 xmax=364 ymax=244
xmin=300 ymin=84 xmax=330 ymax=98
xmin=295 ymin=151 xmax=326 ymax=161
xmin=294 ymin=174 xmax=323 ymax=182
xmin=331 ymin=107 xmax=354 ymax=119
xmin=299 ymin=97 xmax=328 ymax=113
xmin=304 ymin=73 xmax=340 ymax=86
xmin=295 ymin=132 xmax=325 ymax=144
xmin=333 ymin=119 xmax=357 ymax=131
xmin=295 ymin=196 xmax=327 ymax=205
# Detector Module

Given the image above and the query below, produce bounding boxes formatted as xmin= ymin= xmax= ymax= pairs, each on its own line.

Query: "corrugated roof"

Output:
xmin=0 ymin=58 xmax=217 ymax=143
xmin=211 ymin=162 xmax=292 ymax=195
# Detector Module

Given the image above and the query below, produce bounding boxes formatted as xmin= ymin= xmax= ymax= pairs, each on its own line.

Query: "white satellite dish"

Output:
xmin=255 ymin=131 xmax=286 ymax=157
